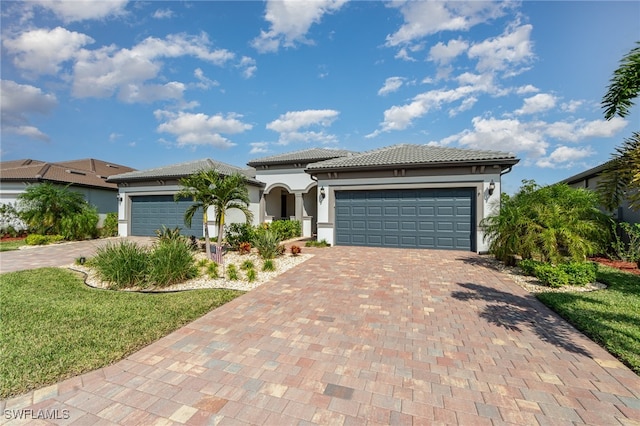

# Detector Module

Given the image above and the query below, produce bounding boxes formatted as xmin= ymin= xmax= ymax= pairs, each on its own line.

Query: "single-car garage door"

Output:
xmin=335 ymin=188 xmax=474 ymax=250
xmin=131 ymin=195 xmax=203 ymax=237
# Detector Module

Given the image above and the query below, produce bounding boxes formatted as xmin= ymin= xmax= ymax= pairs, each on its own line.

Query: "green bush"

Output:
xmin=305 ymin=239 xmax=330 ymax=248
xmin=59 ymin=206 xmax=99 ymax=240
xmin=154 ymin=225 xmax=183 ymax=242
xmin=519 ymin=259 xmax=597 ymax=287
xmin=534 ymin=263 xmax=570 ymax=288
xmin=240 ymin=259 xmax=254 ymax=270
xmin=268 ymin=220 xmax=301 ymax=240
xmin=253 ymin=230 xmax=282 ymax=259
xmin=101 ymin=212 xmax=118 ymax=237
xmin=92 ymin=241 xmax=149 ymax=289
xmin=207 ymin=262 xmax=219 ymax=278
xmin=262 ymin=259 xmax=275 ymax=272
xmin=25 ymin=234 xmax=63 ymax=245
xmin=147 ymin=239 xmax=198 ymax=287
xmin=518 ymin=259 xmax=542 ymax=276
xmin=560 ymin=262 xmax=598 ymax=286
xmin=227 ymin=264 xmax=239 ymax=280
xmin=246 ymin=268 xmax=257 ymax=282
xmin=225 ymin=223 xmax=256 ymax=250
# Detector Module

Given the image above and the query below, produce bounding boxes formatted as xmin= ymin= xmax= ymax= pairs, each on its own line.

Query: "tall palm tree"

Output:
xmin=599 ymin=42 xmax=640 ymax=212
xmin=175 ymin=169 xmax=253 ymax=260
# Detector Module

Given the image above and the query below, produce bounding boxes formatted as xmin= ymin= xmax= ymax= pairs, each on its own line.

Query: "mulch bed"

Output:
xmin=0 ymin=236 xmax=26 ymax=242
xmin=591 ymin=257 xmax=640 ymax=276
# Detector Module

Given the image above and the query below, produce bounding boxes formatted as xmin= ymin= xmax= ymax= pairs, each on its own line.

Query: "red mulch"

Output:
xmin=591 ymin=257 xmax=640 ymax=276
xmin=0 ymin=235 xmax=26 ymax=242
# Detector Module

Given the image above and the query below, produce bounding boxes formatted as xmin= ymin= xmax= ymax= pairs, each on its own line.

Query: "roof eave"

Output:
xmin=305 ymin=158 xmax=520 ymax=174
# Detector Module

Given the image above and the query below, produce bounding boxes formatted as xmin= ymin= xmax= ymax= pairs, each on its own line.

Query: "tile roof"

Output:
xmin=107 ymin=158 xmax=263 ymax=186
xmin=306 ymin=144 xmax=519 ymax=171
xmin=0 ymin=158 xmax=135 ymax=190
xmin=247 ymin=148 xmax=355 ymax=166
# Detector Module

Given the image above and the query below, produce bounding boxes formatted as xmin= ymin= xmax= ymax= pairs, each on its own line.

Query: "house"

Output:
xmin=107 ymin=159 xmax=264 ymax=238
xmin=109 ymin=144 xmax=519 ymax=252
xmin=560 ymin=162 xmax=640 ymax=224
xmin=0 ymin=158 xmax=136 ymax=223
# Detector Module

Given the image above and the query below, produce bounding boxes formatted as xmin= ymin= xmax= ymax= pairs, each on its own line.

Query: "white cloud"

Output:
xmin=31 ymin=0 xmax=128 ymax=23
xmin=153 ymin=8 xmax=174 ymax=19
xmin=250 ymin=142 xmax=269 ymax=154
xmin=252 ymin=0 xmax=348 ymax=53
xmin=544 ymin=117 xmax=627 ymax=142
xmin=561 ymin=100 xmax=583 ymax=113
xmin=467 ymin=22 xmax=534 ymax=74
xmin=1 ymin=80 xmax=57 ymax=142
xmin=3 ymin=27 xmax=94 ymax=76
xmin=193 ymin=68 xmax=219 ymax=90
xmin=515 ymin=93 xmax=557 ymax=115
xmin=386 ymin=1 xmax=511 ymax=47
xmin=395 ymin=48 xmax=416 ymax=62
xmin=267 ymin=109 xmax=339 ymax=144
xmin=516 ymin=84 xmax=539 ymax=95
xmin=109 ymin=132 xmax=122 ymax=141
xmin=378 ymin=77 xmax=405 ymax=96
xmin=536 ymin=145 xmax=595 ymax=168
xmin=154 ymin=110 xmax=252 ymax=148
xmin=428 ymin=38 xmax=469 ymax=65
xmin=238 ymin=56 xmax=257 ymax=79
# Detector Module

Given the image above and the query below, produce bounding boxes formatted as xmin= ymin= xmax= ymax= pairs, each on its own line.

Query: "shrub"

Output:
xmin=262 ymin=259 xmax=275 ymax=272
xmin=519 ymin=259 xmax=597 ymax=287
xmin=92 ymin=241 xmax=149 ymax=289
xmin=534 ymin=263 xmax=570 ymax=288
xmin=269 ymin=220 xmax=301 ymax=240
xmin=101 ymin=212 xmax=118 ymax=237
xmin=59 ymin=206 xmax=99 ymax=240
xmin=225 ymin=223 xmax=256 ymax=250
xmin=147 ymin=239 xmax=198 ymax=287
xmin=290 ymin=245 xmax=301 ymax=256
xmin=238 ymin=242 xmax=252 ymax=255
xmin=305 ymin=239 xmax=330 ymax=248
xmin=154 ymin=225 xmax=183 ymax=242
xmin=560 ymin=262 xmax=598 ymax=286
xmin=207 ymin=262 xmax=219 ymax=278
xmin=17 ymin=183 xmax=87 ymax=235
xmin=246 ymin=268 xmax=257 ymax=282
xmin=0 ymin=202 xmax=27 ymax=235
xmin=253 ymin=230 xmax=281 ymax=259
xmin=227 ymin=264 xmax=239 ymax=280
xmin=25 ymin=234 xmax=63 ymax=245
xmin=518 ymin=259 xmax=542 ymax=276
xmin=197 ymin=258 xmax=210 ymax=268
xmin=240 ymin=259 xmax=254 ymax=270
xmin=277 ymin=244 xmax=286 ymax=256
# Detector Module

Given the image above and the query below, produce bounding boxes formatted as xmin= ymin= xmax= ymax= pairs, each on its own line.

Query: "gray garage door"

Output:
xmin=335 ymin=188 xmax=474 ymax=250
xmin=131 ymin=195 xmax=203 ymax=237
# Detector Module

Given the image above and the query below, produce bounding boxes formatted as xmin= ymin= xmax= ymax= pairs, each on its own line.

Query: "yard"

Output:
xmin=536 ymin=265 xmax=640 ymax=375
xmin=0 ymin=267 xmax=243 ymax=399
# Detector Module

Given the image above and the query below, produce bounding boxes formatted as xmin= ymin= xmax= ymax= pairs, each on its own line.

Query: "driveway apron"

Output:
xmin=2 ymin=247 xmax=639 ymax=425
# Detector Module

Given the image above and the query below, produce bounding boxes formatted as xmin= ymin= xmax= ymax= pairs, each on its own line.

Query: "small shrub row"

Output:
xmin=225 ymin=220 xmax=302 ymax=252
xmin=101 ymin=212 xmax=118 ymax=237
xmin=90 ymin=239 xmax=198 ymax=289
xmin=25 ymin=234 xmax=64 ymax=246
xmin=305 ymin=239 xmax=330 ymax=248
xmin=518 ymin=259 xmax=598 ymax=287
xmin=267 ymin=220 xmax=301 ymax=240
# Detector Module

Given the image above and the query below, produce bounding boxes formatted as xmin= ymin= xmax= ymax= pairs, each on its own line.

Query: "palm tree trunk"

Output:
xmin=216 ymin=213 xmax=225 ymax=259
xmin=203 ymin=210 xmax=211 ymax=259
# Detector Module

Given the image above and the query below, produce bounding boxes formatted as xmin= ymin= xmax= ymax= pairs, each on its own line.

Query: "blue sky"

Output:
xmin=1 ymin=0 xmax=638 ymax=193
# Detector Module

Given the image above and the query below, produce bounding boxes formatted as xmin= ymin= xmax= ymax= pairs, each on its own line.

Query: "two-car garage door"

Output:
xmin=335 ymin=188 xmax=474 ymax=251
xmin=131 ymin=195 xmax=203 ymax=237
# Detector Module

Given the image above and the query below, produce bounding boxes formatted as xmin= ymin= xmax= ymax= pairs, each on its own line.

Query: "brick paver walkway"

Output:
xmin=2 ymin=247 xmax=639 ymax=425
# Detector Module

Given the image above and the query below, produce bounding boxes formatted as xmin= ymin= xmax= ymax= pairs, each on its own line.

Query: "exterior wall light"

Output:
xmin=319 ymin=186 xmax=326 ymax=202
xmin=488 ymin=180 xmax=496 ymax=196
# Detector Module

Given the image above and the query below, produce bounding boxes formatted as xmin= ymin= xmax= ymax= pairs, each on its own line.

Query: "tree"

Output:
xmin=175 ymin=169 xmax=253 ymax=260
xmin=17 ymin=182 xmax=87 ymax=235
xmin=599 ymin=42 xmax=640 ymax=212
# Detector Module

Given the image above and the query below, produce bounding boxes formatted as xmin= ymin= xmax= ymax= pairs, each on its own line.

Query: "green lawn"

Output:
xmin=536 ymin=265 xmax=640 ymax=375
xmin=0 ymin=268 xmax=243 ymax=398
xmin=0 ymin=239 xmax=26 ymax=251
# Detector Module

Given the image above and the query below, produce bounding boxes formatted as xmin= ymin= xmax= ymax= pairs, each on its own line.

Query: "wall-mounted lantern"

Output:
xmin=488 ymin=180 xmax=496 ymax=196
xmin=319 ymin=186 xmax=326 ymax=202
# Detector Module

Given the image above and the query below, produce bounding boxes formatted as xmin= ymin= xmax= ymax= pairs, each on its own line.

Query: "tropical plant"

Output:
xmin=290 ymin=245 xmax=301 ymax=256
xmin=482 ymin=180 xmax=610 ymax=263
xmin=0 ymin=202 xmax=27 ymax=235
xmin=599 ymin=41 xmax=640 ymax=212
xmin=246 ymin=268 xmax=257 ymax=282
xmin=262 ymin=259 xmax=275 ymax=272
xmin=91 ymin=240 xmax=149 ymax=289
xmin=225 ymin=223 xmax=256 ymax=250
xmin=154 ymin=225 xmax=183 ymax=242
xmin=240 ymin=259 xmax=254 ymax=270
xmin=253 ymin=230 xmax=281 ymax=260
xmin=175 ymin=169 xmax=253 ymax=261
xmin=268 ymin=220 xmax=301 ymax=240
xmin=147 ymin=239 xmax=198 ymax=287
xmin=101 ymin=212 xmax=118 ymax=237
xmin=227 ymin=264 xmax=239 ymax=280
xmin=59 ymin=205 xmax=99 ymax=240
xmin=17 ymin=183 xmax=87 ymax=235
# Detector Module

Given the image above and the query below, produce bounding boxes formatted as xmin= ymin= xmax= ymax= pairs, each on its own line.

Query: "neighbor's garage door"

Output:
xmin=131 ymin=195 xmax=203 ymax=237
xmin=335 ymin=188 xmax=474 ymax=250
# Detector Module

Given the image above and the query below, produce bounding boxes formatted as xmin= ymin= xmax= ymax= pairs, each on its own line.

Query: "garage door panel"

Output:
xmin=335 ymin=188 xmax=474 ymax=250
xmin=131 ymin=196 xmax=203 ymax=237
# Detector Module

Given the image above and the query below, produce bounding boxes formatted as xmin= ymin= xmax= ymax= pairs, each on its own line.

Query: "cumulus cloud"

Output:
xmin=153 ymin=8 xmax=174 ymax=19
xmin=428 ymin=38 xmax=469 ymax=65
xmin=154 ymin=110 xmax=252 ymax=148
xmin=515 ymin=93 xmax=557 ymax=115
xmin=193 ymin=68 xmax=219 ymax=90
xmin=267 ymin=109 xmax=339 ymax=144
xmin=378 ymin=77 xmax=405 ymax=96
xmin=1 ymin=80 xmax=57 ymax=142
xmin=238 ymin=56 xmax=257 ymax=79
xmin=3 ymin=27 xmax=94 ymax=76
xmin=249 ymin=142 xmax=270 ymax=154
xmin=252 ymin=0 xmax=348 ymax=53
xmin=467 ymin=22 xmax=534 ymax=75
xmin=30 ymin=0 xmax=128 ymax=23
xmin=536 ymin=146 xmax=595 ymax=168
xmin=386 ymin=1 xmax=512 ymax=47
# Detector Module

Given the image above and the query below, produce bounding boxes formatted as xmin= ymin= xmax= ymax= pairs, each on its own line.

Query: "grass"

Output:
xmin=0 ymin=267 xmax=243 ymax=398
xmin=536 ymin=265 xmax=640 ymax=375
xmin=0 ymin=239 xmax=26 ymax=252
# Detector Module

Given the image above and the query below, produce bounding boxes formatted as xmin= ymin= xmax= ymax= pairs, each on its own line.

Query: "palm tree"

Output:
xmin=599 ymin=42 xmax=640 ymax=212
xmin=17 ymin=182 xmax=86 ymax=234
xmin=175 ymin=169 xmax=253 ymax=260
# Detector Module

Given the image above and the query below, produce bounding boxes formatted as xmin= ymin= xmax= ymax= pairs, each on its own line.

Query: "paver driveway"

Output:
xmin=3 ymin=247 xmax=639 ymax=425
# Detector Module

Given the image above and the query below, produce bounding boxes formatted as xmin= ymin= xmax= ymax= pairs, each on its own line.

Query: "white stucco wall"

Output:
xmin=315 ymin=173 xmax=502 ymax=253
xmin=254 ymin=168 xmax=314 ymax=193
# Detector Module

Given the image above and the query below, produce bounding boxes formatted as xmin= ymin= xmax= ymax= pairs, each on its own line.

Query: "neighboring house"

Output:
xmin=109 ymin=144 xmax=519 ymax=253
xmin=0 ymin=158 xmax=136 ymax=223
xmin=560 ymin=162 xmax=640 ymax=224
xmin=107 ymin=159 xmax=264 ymax=238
